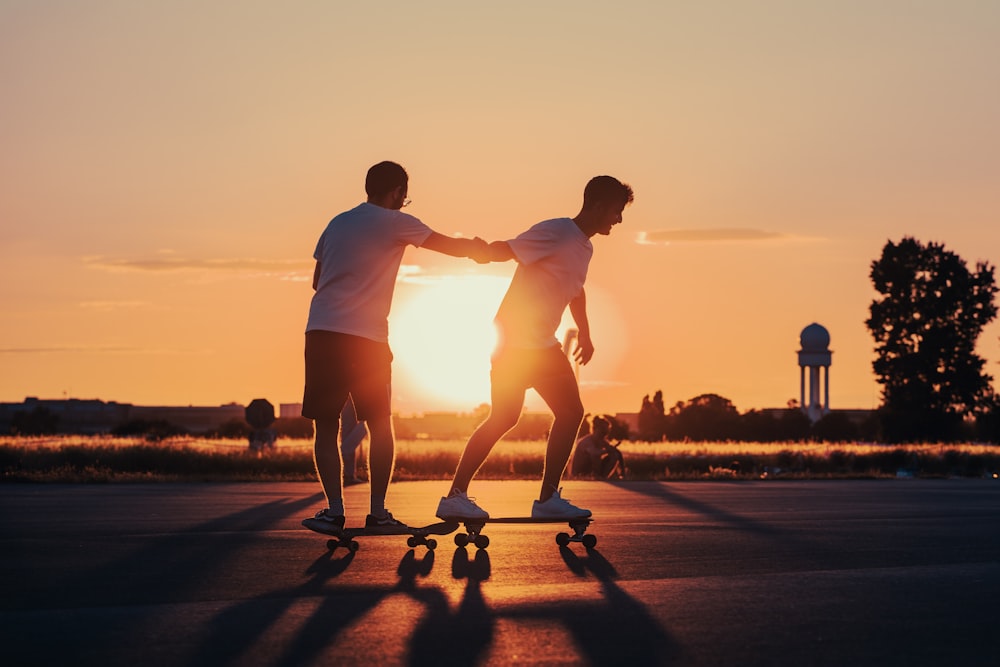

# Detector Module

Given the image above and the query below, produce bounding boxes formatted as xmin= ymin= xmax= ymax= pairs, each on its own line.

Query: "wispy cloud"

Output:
xmin=83 ymin=255 xmax=312 ymax=277
xmin=636 ymin=228 xmax=821 ymax=246
xmin=0 ymin=345 xmax=211 ymax=355
xmin=83 ymin=255 xmax=494 ymax=286
xmin=78 ymin=300 xmax=149 ymax=311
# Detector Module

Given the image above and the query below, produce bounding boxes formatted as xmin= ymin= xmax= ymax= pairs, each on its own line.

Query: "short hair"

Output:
xmin=592 ymin=415 xmax=610 ymax=432
xmin=365 ymin=161 xmax=408 ymax=199
xmin=583 ymin=175 xmax=634 ymax=210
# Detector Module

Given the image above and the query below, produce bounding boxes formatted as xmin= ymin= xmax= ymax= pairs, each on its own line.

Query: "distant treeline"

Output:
xmin=5 ymin=408 xmax=316 ymax=441
xmin=8 ymin=396 xmax=1000 ymax=444
xmin=634 ymin=391 xmax=1000 ymax=444
xmin=3 ymin=438 xmax=999 ymax=483
xmin=3 ymin=407 xmax=554 ymax=442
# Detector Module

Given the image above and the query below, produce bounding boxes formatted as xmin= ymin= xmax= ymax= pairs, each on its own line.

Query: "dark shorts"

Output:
xmin=302 ymin=330 xmax=392 ymax=421
xmin=490 ymin=344 xmax=576 ymax=393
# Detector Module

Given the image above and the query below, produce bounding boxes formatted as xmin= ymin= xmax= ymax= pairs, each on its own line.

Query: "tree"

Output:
xmin=810 ymin=411 xmax=860 ymax=443
xmin=867 ymin=237 xmax=997 ymax=442
xmin=637 ymin=391 xmax=666 ymax=440
xmin=737 ymin=409 xmax=778 ymax=442
xmin=665 ymin=393 xmax=741 ymax=441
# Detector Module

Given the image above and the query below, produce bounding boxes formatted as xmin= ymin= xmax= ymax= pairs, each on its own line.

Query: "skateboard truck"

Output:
xmin=556 ymin=518 xmax=597 ymax=548
xmin=311 ymin=521 xmax=458 ymax=554
xmin=324 ymin=530 xmax=440 ymax=554
xmin=450 ymin=517 xmax=596 ymax=550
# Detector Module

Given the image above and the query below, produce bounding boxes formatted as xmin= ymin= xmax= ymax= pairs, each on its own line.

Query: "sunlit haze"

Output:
xmin=2 ymin=2 xmax=999 ymax=416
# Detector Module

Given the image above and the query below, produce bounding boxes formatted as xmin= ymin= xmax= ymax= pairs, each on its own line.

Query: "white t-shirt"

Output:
xmin=494 ymin=217 xmax=593 ymax=349
xmin=306 ymin=202 xmax=433 ymax=342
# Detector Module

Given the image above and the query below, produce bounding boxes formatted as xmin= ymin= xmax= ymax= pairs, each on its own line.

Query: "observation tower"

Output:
xmin=798 ymin=323 xmax=832 ymax=422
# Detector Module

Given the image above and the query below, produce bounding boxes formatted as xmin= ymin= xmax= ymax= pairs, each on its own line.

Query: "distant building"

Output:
xmin=128 ymin=403 xmax=245 ymax=433
xmin=280 ymin=403 xmax=303 ymax=418
xmin=0 ymin=397 xmax=131 ymax=434
xmin=0 ymin=397 xmax=246 ymax=435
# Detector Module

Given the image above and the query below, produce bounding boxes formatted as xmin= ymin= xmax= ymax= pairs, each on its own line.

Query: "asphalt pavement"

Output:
xmin=2 ymin=479 xmax=999 ymax=666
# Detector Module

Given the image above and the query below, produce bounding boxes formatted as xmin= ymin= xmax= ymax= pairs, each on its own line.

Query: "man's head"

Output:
xmin=366 ymin=161 xmax=409 ymax=209
xmin=578 ymin=175 xmax=634 ymax=236
xmin=583 ymin=176 xmax=634 ymax=211
xmin=592 ymin=415 xmax=610 ymax=436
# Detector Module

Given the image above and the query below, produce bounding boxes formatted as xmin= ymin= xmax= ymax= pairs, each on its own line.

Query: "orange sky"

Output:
xmin=2 ymin=2 xmax=999 ymax=416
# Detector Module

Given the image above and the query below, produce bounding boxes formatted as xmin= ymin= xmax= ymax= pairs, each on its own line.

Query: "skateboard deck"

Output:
xmin=440 ymin=516 xmax=596 ymax=550
xmin=304 ymin=519 xmax=458 ymax=553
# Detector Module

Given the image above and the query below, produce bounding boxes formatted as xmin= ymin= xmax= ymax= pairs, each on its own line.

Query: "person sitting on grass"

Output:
xmin=570 ymin=415 xmax=624 ymax=480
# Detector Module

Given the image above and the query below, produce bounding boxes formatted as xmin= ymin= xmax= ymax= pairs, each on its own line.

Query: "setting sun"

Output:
xmin=389 ymin=273 xmax=630 ymax=412
xmin=390 ymin=274 xmax=510 ymax=410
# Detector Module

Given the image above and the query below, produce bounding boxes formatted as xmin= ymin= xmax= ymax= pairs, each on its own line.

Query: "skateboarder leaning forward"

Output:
xmin=437 ymin=175 xmax=634 ymax=522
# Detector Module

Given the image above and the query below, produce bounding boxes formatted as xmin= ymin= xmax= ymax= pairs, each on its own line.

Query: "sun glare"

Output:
xmin=390 ymin=275 xmax=510 ymax=409
xmin=390 ymin=274 xmax=628 ymax=412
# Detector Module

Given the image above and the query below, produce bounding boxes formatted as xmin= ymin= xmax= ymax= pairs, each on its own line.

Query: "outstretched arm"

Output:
xmin=487 ymin=241 xmax=515 ymax=262
xmin=569 ymin=289 xmax=594 ymax=365
xmin=421 ymin=232 xmax=492 ymax=263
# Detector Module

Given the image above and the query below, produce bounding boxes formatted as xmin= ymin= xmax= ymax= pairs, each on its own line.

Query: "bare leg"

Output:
xmin=366 ymin=414 xmax=395 ymax=515
xmin=449 ymin=384 xmax=524 ymax=494
xmin=609 ymin=449 xmax=625 ymax=478
xmin=313 ymin=417 xmax=343 ymax=509
xmin=533 ymin=372 xmax=585 ymax=502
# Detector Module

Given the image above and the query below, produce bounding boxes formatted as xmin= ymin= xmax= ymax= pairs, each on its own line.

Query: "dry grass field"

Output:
xmin=2 ymin=435 xmax=998 ymax=482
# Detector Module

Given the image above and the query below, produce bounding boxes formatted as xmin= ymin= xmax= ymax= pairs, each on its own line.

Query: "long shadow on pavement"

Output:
xmin=407 ymin=547 xmax=494 ymax=666
xmin=191 ymin=547 xmax=442 ymax=666
xmin=609 ymin=480 xmax=785 ymax=537
xmin=507 ymin=546 xmax=680 ymax=665
xmin=4 ymin=492 xmax=322 ymax=666
xmin=407 ymin=545 xmax=679 ymax=666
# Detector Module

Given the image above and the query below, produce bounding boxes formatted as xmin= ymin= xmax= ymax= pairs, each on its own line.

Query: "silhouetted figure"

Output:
xmin=571 ymin=415 xmax=624 ymax=479
xmin=437 ymin=175 xmax=634 ymax=521
xmin=301 ymin=161 xmax=491 ymax=536
xmin=245 ymin=398 xmax=277 ymax=454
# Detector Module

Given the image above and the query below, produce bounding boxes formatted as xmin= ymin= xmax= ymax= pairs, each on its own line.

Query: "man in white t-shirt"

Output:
xmin=436 ymin=175 xmax=634 ymax=521
xmin=302 ymin=161 xmax=490 ymax=536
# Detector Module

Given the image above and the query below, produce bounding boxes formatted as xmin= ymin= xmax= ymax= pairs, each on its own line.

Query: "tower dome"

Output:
xmin=799 ymin=322 xmax=830 ymax=352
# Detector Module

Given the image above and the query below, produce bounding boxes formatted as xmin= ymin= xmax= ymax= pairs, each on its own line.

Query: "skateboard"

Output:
xmin=305 ymin=520 xmax=459 ymax=553
xmin=441 ymin=516 xmax=596 ymax=550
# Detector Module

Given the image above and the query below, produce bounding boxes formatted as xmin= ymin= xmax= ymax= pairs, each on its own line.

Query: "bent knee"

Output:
xmin=482 ymin=409 xmax=520 ymax=434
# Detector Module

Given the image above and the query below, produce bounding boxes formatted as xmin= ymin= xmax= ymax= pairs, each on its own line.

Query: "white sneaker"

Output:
xmin=532 ymin=488 xmax=591 ymax=519
xmin=436 ymin=490 xmax=490 ymax=520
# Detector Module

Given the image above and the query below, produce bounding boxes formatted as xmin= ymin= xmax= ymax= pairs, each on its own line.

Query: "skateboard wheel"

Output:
xmin=455 ymin=533 xmax=469 ymax=547
xmin=426 ymin=538 xmax=437 ymax=550
xmin=556 ymin=532 xmax=570 ymax=547
xmin=348 ymin=540 xmax=360 ymax=552
xmin=326 ymin=539 xmax=338 ymax=551
xmin=474 ymin=534 xmax=490 ymax=549
xmin=407 ymin=536 xmax=419 ymax=548
xmin=582 ymin=534 xmax=597 ymax=549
